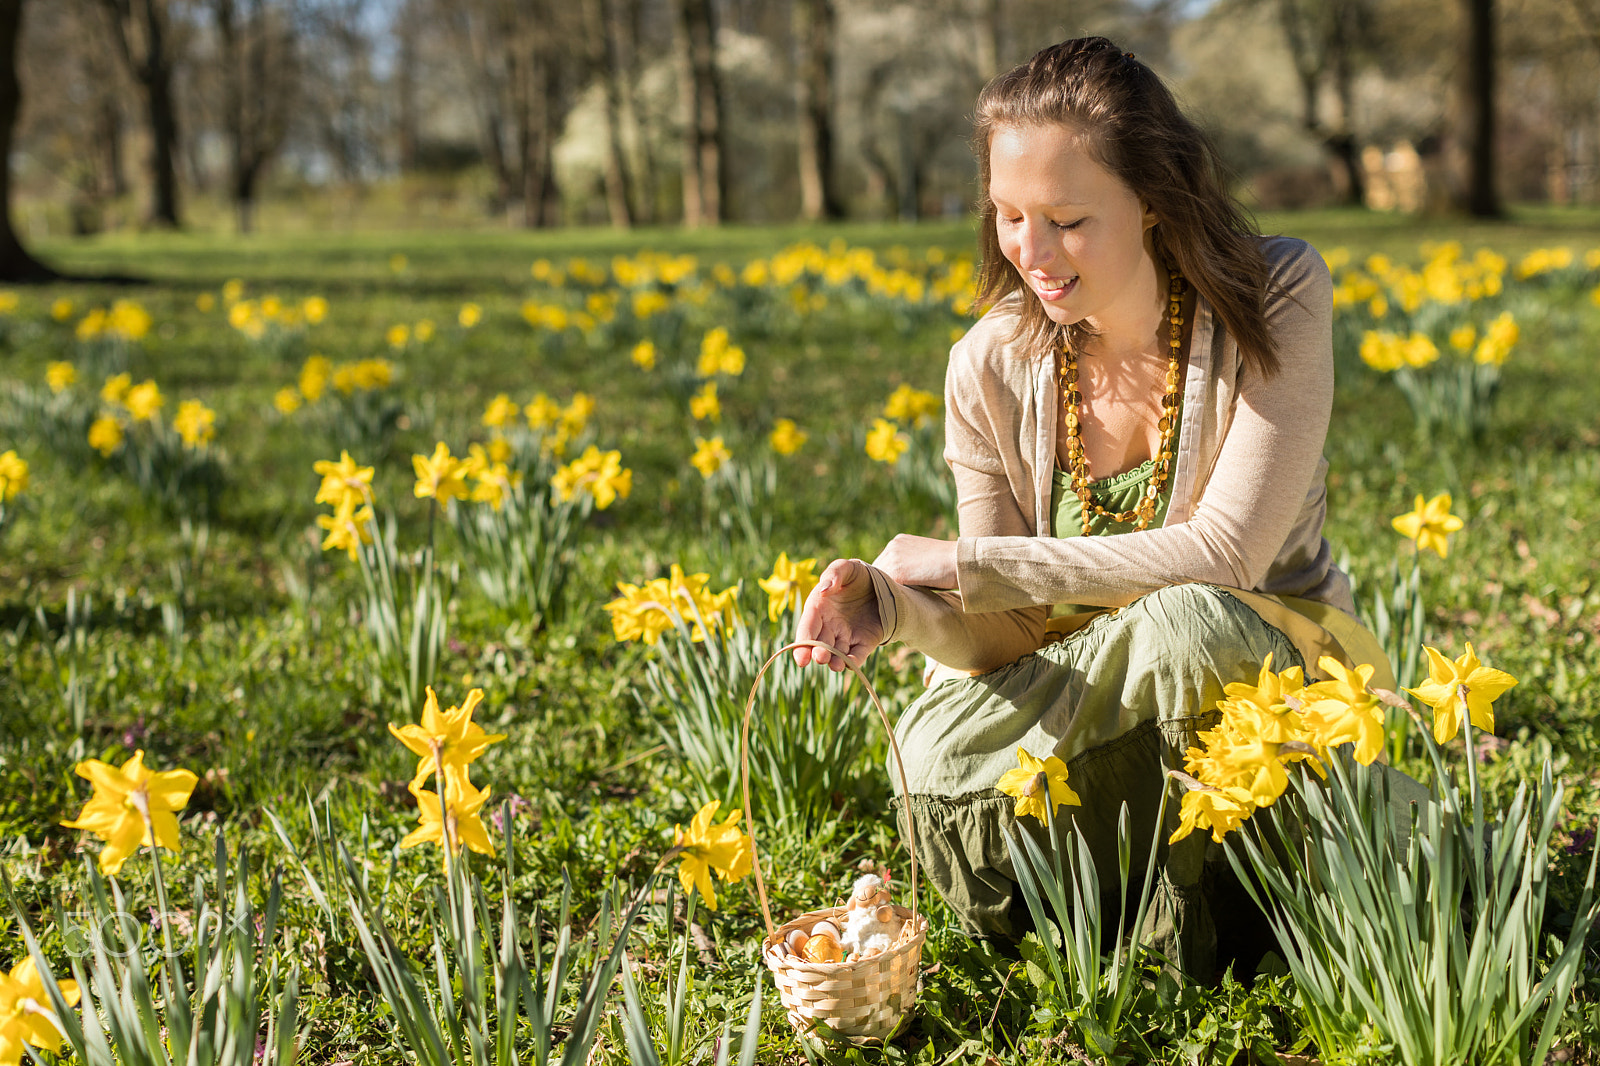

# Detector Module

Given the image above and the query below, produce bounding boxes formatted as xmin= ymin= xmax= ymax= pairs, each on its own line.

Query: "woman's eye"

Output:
xmin=1053 ymin=218 xmax=1084 ymax=231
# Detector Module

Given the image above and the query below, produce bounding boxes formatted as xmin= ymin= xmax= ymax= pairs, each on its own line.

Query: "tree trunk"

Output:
xmin=586 ymin=0 xmax=633 ymax=227
xmin=1459 ymin=0 xmax=1501 ymax=217
xmin=395 ymin=0 xmax=418 ymax=170
xmin=101 ymin=0 xmax=183 ymax=228
xmin=613 ymin=0 xmax=652 ymax=222
xmin=0 ymin=0 xmax=54 ymax=280
xmin=674 ymin=0 xmax=723 ymax=226
xmin=793 ymin=0 xmax=842 ymax=221
xmin=973 ymin=0 xmax=1000 ymax=82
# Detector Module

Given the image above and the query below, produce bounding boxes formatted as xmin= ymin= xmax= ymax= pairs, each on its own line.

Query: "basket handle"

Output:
xmin=739 ymin=640 xmax=919 ymax=941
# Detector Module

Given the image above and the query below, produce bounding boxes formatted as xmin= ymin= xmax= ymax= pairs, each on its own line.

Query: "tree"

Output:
xmin=1272 ymin=0 xmax=1369 ymax=205
xmin=1457 ymin=0 xmax=1501 ymax=216
xmin=210 ymin=0 xmax=298 ymax=232
xmin=584 ymin=0 xmax=635 ymax=227
xmin=674 ymin=0 xmax=724 ymax=226
xmin=0 ymin=0 xmax=54 ymax=279
xmin=793 ymin=0 xmax=843 ymax=220
xmin=100 ymin=0 xmax=184 ymax=228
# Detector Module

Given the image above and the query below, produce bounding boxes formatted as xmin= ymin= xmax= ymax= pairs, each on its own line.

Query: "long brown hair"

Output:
xmin=972 ymin=37 xmax=1281 ymax=378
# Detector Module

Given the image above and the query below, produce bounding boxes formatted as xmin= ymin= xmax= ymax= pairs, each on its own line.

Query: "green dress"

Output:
xmin=891 ymin=406 xmax=1304 ymax=975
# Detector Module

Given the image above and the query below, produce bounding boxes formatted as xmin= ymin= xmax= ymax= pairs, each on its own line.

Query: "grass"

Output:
xmin=2 ymin=206 xmax=1599 ymax=1063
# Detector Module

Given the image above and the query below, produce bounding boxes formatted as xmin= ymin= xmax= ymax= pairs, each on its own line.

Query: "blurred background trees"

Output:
xmin=5 ymin=0 xmax=1599 ymax=239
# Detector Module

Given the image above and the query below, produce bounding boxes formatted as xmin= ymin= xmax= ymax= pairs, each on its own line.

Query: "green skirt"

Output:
xmin=891 ymin=583 xmax=1409 ymax=978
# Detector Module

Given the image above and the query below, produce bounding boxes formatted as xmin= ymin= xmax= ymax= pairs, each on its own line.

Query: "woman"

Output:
xmin=794 ymin=38 xmax=1398 ymax=976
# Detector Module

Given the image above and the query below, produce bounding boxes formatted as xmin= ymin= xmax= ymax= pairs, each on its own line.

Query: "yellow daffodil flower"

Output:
xmin=414 ymin=319 xmax=435 ymax=343
xmin=399 ymin=777 xmax=495 ymax=873
xmin=273 ymin=387 xmax=302 ymax=414
xmin=88 ymin=416 xmax=124 ymax=458
xmin=551 ymin=446 xmax=631 ymax=509
xmin=173 ymin=399 xmax=216 ymax=448
xmin=768 ymin=418 xmax=807 ymax=455
xmin=302 ymin=295 xmax=329 ymax=323
xmin=459 ymin=302 xmax=482 ymax=328
xmin=413 ymin=442 xmax=469 ymax=506
xmin=865 ymin=418 xmax=908 ymax=464
xmin=758 ymin=552 xmax=819 ymax=622
xmin=0 ymin=451 xmax=25 ymax=501
xmin=100 ymin=373 xmax=132 ymax=405
xmin=298 ymin=355 xmax=331 ymax=402
xmin=59 ymin=750 xmax=198 ymax=876
xmin=631 ymin=339 xmax=656 ymax=370
xmin=106 ymin=300 xmax=151 ymax=341
xmin=1297 ymin=658 xmax=1387 ymax=766
xmin=0 ymin=954 xmax=81 ymax=1062
xmin=316 ymin=503 xmax=374 ymax=561
xmin=689 ymin=436 xmax=730 ymax=479
xmin=50 ymin=297 xmax=75 ymax=321
xmin=1404 ymin=643 xmax=1518 ymax=745
xmin=385 ymin=323 xmax=410 ymax=349
xmin=1169 ymin=783 xmax=1257 ymax=844
xmin=388 ymin=686 xmax=507 ymax=792
xmin=1392 ymin=492 xmax=1463 ymax=558
xmin=45 ymin=362 xmax=76 ymax=393
xmin=468 ymin=455 xmax=520 ymax=511
xmin=671 ymin=800 xmax=754 ymax=911
xmin=995 ymin=747 xmax=1080 ymax=825
xmin=525 ymin=392 xmax=561 ymax=431
xmin=123 ymin=380 xmax=163 ymax=422
xmin=883 ymin=384 xmax=941 ymax=427
xmin=690 ymin=382 xmax=721 ymax=422
xmin=313 ymin=451 xmax=374 ymax=511
xmin=482 ymin=393 xmax=520 ymax=429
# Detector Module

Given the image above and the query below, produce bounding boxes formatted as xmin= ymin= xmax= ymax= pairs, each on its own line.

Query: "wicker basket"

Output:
xmin=739 ymin=641 xmax=930 ymax=1045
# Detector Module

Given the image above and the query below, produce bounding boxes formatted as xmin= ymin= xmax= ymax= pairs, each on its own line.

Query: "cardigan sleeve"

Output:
xmin=865 ymin=312 xmax=1050 ymax=672
xmin=950 ymin=239 xmax=1336 ymax=614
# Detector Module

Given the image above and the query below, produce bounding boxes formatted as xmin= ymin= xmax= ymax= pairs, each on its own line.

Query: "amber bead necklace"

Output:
xmin=1058 ymin=266 xmax=1185 ymax=536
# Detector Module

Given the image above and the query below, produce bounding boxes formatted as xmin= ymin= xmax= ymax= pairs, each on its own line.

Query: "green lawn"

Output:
xmin=2 ymin=209 xmax=1598 ymax=1063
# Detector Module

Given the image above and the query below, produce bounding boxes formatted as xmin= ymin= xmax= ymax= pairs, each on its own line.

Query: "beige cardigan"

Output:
xmin=870 ymin=236 xmax=1353 ymax=673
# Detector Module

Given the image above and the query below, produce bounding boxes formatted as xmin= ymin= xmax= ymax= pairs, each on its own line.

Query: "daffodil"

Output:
xmin=59 ymin=750 xmax=198 ymax=875
xmin=459 ymin=302 xmax=482 ymax=328
xmin=550 ymin=446 xmax=631 ymax=509
xmin=388 ymin=686 xmax=506 ymax=792
xmin=413 ymin=442 xmax=469 ymax=506
xmin=88 ymin=416 xmax=123 ymax=457
xmin=631 ymin=339 xmax=656 ymax=370
xmin=690 ymin=436 xmax=730 ymax=479
xmin=768 ymin=418 xmax=806 ymax=456
xmin=467 ymin=451 xmax=520 ymax=511
xmin=124 ymin=380 xmax=163 ymax=422
xmin=1392 ymin=492 xmax=1463 ymax=558
xmin=1404 ymin=643 xmax=1517 ymax=744
xmin=883 ymin=384 xmax=941 ymax=427
xmin=299 ymin=355 xmax=331 ymax=401
xmin=690 ymin=382 xmax=721 ymax=422
xmin=50 ymin=297 xmax=75 ymax=321
xmin=1297 ymin=658 xmax=1387 ymax=766
xmin=0 ymin=954 xmax=81 ymax=1064
xmin=671 ymin=800 xmax=753 ymax=911
xmin=273 ymin=387 xmax=302 ymax=414
xmin=45 ymin=362 xmax=76 ymax=393
xmin=313 ymin=451 xmax=374 ymax=511
xmin=865 ymin=418 xmax=908 ymax=464
xmin=562 ymin=393 xmax=595 ymax=436
xmin=173 ymin=399 xmax=216 ymax=448
xmin=399 ymin=778 xmax=495 ymax=872
xmin=100 ymin=373 xmax=132 ymax=405
xmin=316 ymin=503 xmax=374 ymax=561
xmin=1169 ymin=782 xmax=1257 ymax=844
xmin=758 ymin=552 xmax=819 ymax=622
xmin=0 ymin=451 xmax=25 ymax=501
xmin=995 ymin=747 xmax=1080 ymax=825
xmin=414 ymin=319 xmax=435 ymax=343
xmin=482 ymin=393 xmax=520 ymax=429
xmin=385 ymin=323 xmax=410 ymax=349
xmin=525 ymin=392 xmax=561 ymax=431
xmin=302 ymin=295 xmax=329 ymax=323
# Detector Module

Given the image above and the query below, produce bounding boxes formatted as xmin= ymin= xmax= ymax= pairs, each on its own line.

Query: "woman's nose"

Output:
xmin=1014 ymin=221 xmax=1054 ymax=272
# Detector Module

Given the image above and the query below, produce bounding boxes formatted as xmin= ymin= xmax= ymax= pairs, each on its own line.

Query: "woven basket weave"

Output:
xmin=740 ymin=641 xmax=929 ymax=1044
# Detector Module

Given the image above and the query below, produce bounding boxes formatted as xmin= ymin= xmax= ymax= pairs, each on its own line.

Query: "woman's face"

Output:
xmin=988 ymin=122 xmax=1161 ymax=340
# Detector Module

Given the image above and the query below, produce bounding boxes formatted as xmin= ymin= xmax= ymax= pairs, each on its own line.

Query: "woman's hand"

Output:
xmin=792 ymin=558 xmax=884 ymax=671
xmin=872 ymin=534 xmax=959 ymax=589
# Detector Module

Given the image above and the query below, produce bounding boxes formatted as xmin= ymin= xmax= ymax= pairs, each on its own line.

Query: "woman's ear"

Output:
xmin=1142 ymin=203 xmax=1159 ymax=230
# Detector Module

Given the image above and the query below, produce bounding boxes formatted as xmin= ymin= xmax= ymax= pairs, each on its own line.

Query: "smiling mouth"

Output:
xmin=1034 ymin=275 xmax=1078 ymax=296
